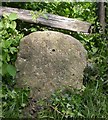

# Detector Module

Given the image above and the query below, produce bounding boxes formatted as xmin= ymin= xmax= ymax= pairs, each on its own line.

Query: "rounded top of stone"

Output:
xmin=16 ymin=30 xmax=87 ymax=100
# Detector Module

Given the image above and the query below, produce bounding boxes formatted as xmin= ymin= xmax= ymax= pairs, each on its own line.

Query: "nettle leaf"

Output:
xmin=65 ymin=8 xmax=70 ymax=14
xmin=10 ymin=47 xmax=18 ymax=54
xmin=42 ymin=14 xmax=48 ymax=20
xmin=9 ymin=13 xmax=18 ymax=21
xmin=7 ymin=54 xmax=10 ymax=62
xmin=0 ymin=30 xmax=7 ymax=36
xmin=21 ymin=103 xmax=26 ymax=108
xmin=10 ymin=21 xmax=16 ymax=29
xmin=92 ymin=47 xmax=98 ymax=54
xmin=7 ymin=64 xmax=16 ymax=77
xmin=5 ymin=22 xmax=10 ymax=29
xmin=2 ymin=63 xmax=8 ymax=76
xmin=2 ymin=40 xmax=12 ymax=48
xmin=3 ymin=13 xmax=10 ymax=19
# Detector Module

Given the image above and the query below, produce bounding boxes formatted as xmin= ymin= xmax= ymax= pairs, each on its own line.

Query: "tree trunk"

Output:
xmin=97 ymin=2 xmax=105 ymax=33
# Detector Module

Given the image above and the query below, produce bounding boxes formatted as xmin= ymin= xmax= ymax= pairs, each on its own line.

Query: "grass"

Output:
xmin=2 ymin=63 xmax=108 ymax=119
xmin=2 ymin=36 xmax=108 ymax=119
xmin=37 ymin=81 xmax=108 ymax=119
xmin=1 ymin=4 xmax=108 ymax=118
xmin=2 ymin=84 xmax=30 ymax=118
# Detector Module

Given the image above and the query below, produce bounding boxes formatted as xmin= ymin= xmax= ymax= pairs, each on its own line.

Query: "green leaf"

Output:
xmin=7 ymin=64 xmax=16 ymax=77
xmin=92 ymin=47 xmax=98 ymax=54
xmin=3 ymin=13 xmax=9 ymax=19
xmin=2 ymin=40 xmax=12 ymax=49
xmin=42 ymin=14 xmax=48 ymax=20
xmin=5 ymin=21 xmax=10 ymax=29
xmin=65 ymin=8 xmax=70 ymax=14
xmin=10 ymin=47 xmax=18 ymax=54
xmin=2 ymin=63 xmax=8 ymax=76
xmin=0 ymin=21 xmax=3 ymax=29
xmin=10 ymin=21 xmax=16 ymax=29
xmin=9 ymin=13 xmax=18 ymax=21
xmin=21 ymin=103 xmax=26 ymax=108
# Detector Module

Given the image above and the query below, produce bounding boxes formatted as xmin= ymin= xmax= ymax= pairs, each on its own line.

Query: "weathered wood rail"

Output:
xmin=0 ymin=6 xmax=91 ymax=33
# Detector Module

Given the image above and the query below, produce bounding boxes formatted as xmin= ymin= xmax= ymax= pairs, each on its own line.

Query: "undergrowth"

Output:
xmin=1 ymin=2 xmax=108 ymax=119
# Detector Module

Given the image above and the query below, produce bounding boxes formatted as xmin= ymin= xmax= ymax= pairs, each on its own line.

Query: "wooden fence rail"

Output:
xmin=0 ymin=6 xmax=91 ymax=33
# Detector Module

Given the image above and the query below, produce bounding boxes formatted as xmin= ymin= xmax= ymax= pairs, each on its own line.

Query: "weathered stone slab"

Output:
xmin=15 ymin=31 xmax=87 ymax=100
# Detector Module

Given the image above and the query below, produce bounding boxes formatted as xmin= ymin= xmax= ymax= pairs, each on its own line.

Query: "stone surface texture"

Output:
xmin=15 ymin=31 xmax=87 ymax=100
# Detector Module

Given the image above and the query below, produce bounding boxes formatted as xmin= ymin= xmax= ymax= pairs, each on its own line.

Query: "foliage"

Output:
xmin=3 ymin=2 xmax=96 ymax=23
xmin=30 ymin=9 xmax=48 ymax=21
xmin=0 ymin=13 xmax=30 ymax=118
xmin=2 ymin=84 xmax=30 ymax=118
xmin=3 ymin=2 xmax=97 ymax=35
xmin=2 ymin=2 xmax=108 ymax=119
xmin=0 ymin=13 xmax=23 ymax=78
xmin=38 ymin=85 xmax=108 ymax=119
